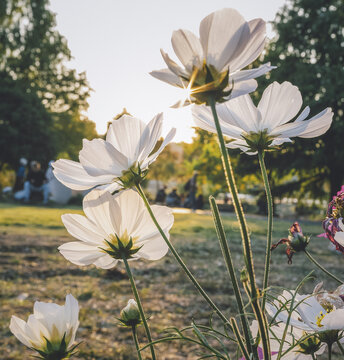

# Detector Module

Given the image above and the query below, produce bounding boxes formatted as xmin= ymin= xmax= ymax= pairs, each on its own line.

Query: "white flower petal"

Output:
xmin=226 ymin=139 xmax=255 ymax=154
xmin=229 ymin=78 xmax=257 ymax=100
xmin=322 ymin=309 xmax=344 ymax=330
xmin=10 ymin=316 xmax=33 ymax=348
xmin=229 ymin=18 xmax=266 ymax=72
xmin=106 ymin=115 xmax=152 ymax=166
xmin=199 ymin=8 xmax=248 ymax=71
xmin=97 ymin=181 xmax=121 ymax=194
xmin=112 ymin=189 xmax=145 ymax=236
xmin=79 ymin=139 xmax=128 ymax=177
xmin=58 ymin=241 xmax=105 ymax=266
xmin=137 ymin=233 xmax=169 ymax=260
xmin=258 ymin=82 xmax=303 ymax=130
xmin=52 ymin=159 xmax=115 ymax=191
xmin=192 ymin=104 xmax=243 ymax=139
xmin=160 ymin=49 xmax=189 ymax=78
xmin=93 ymin=256 xmax=118 ymax=269
xmin=137 ymin=113 xmax=164 ymax=163
xmin=270 ymin=108 xmax=333 ymax=139
xmin=295 ymin=106 xmax=310 ymax=122
xmin=171 ymin=29 xmax=203 ymax=72
xmin=143 ymin=127 xmax=176 ymax=168
xmin=217 ymin=94 xmax=261 ymax=133
xmin=230 ymin=63 xmax=275 ymax=83
xmin=61 ymin=214 xmax=107 ymax=245
xmin=149 ymin=68 xmax=185 ymax=87
xmin=134 ymin=204 xmax=174 ymax=241
xmin=82 ymin=189 xmax=118 ymax=236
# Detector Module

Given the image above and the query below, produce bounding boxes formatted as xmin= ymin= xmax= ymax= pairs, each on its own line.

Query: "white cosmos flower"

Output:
xmin=193 ymin=81 xmax=333 ymax=154
xmin=248 ymin=320 xmax=325 ymax=360
xmin=267 ymin=290 xmax=344 ymax=334
xmin=10 ymin=294 xmax=79 ymax=356
xmin=52 ymin=114 xmax=176 ymax=192
xmin=150 ymin=8 xmax=274 ymax=106
xmin=59 ymin=189 xmax=173 ymax=269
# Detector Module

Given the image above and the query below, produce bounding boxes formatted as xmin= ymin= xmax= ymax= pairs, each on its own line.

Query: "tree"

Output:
xmin=0 ymin=72 xmax=55 ymax=169
xmin=0 ymin=0 xmax=97 ymax=163
xmin=259 ymin=0 xmax=344 ymax=198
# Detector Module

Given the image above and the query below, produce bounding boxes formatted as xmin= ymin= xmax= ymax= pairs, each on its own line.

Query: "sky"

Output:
xmin=50 ymin=0 xmax=286 ymax=142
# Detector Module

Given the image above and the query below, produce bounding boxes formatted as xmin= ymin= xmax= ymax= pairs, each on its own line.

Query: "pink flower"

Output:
xmin=320 ymin=185 xmax=344 ymax=253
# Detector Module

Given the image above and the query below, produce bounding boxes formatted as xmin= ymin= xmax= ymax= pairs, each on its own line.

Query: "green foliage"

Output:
xmin=258 ymin=0 xmax=344 ymax=198
xmin=0 ymin=0 xmax=97 ymax=167
xmin=147 ymin=142 xmax=180 ymax=186
xmin=181 ymin=128 xmax=225 ymax=195
xmin=0 ymin=72 xmax=55 ymax=169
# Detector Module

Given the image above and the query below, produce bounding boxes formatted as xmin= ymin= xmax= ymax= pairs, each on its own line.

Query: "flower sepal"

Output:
xmin=240 ymin=130 xmax=278 ymax=153
xmin=297 ymin=334 xmax=321 ymax=356
xmin=100 ymin=236 xmax=143 ymax=260
xmin=31 ymin=333 xmax=80 ymax=360
xmin=186 ymin=64 xmax=231 ymax=105
xmin=318 ymin=329 xmax=341 ymax=346
xmin=117 ymin=163 xmax=148 ymax=189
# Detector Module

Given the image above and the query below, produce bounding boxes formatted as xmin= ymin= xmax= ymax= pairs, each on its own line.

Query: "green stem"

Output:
xmin=209 ymin=196 xmax=255 ymax=358
xmin=311 ymin=354 xmax=316 ymax=360
xmin=135 ymin=184 xmax=230 ymax=327
xmin=304 ymin=250 xmax=343 ymax=284
xmin=258 ymin=150 xmax=273 ymax=312
xmin=337 ymin=340 xmax=344 ymax=356
xmin=132 ymin=325 xmax=143 ymax=360
xmin=122 ymin=257 xmax=156 ymax=360
xmin=208 ymin=96 xmax=270 ymax=360
xmin=328 ymin=343 xmax=332 ymax=360
xmin=230 ymin=318 xmax=250 ymax=360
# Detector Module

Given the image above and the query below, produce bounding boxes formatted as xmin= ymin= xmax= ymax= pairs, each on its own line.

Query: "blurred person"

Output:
xmin=166 ymin=188 xmax=181 ymax=207
xmin=196 ymin=194 xmax=204 ymax=210
xmin=155 ymin=185 xmax=167 ymax=204
xmin=23 ymin=161 xmax=49 ymax=204
xmin=184 ymin=171 xmax=198 ymax=211
xmin=13 ymin=157 xmax=27 ymax=192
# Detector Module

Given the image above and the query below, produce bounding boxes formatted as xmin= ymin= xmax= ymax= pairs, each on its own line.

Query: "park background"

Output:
xmin=0 ymin=0 xmax=343 ymax=359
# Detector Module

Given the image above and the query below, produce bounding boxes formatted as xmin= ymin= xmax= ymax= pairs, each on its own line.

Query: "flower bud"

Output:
xmin=271 ymin=222 xmax=309 ymax=264
xmin=297 ymin=334 xmax=321 ymax=355
xmin=119 ymin=299 xmax=142 ymax=327
xmin=240 ymin=267 xmax=249 ymax=284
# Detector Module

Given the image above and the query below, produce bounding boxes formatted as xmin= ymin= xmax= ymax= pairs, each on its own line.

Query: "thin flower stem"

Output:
xmin=311 ymin=354 xmax=316 ymax=360
xmin=132 ymin=325 xmax=143 ymax=360
xmin=122 ymin=257 xmax=156 ymax=360
xmin=135 ymin=183 xmax=230 ymax=327
xmin=209 ymin=196 xmax=255 ymax=358
xmin=230 ymin=317 xmax=250 ymax=360
xmin=328 ymin=343 xmax=332 ymax=360
xmin=208 ymin=96 xmax=270 ymax=360
xmin=304 ymin=250 xmax=343 ymax=284
xmin=337 ymin=341 xmax=344 ymax=356
xmin=258 ymin=150 xmax=273 ymax=312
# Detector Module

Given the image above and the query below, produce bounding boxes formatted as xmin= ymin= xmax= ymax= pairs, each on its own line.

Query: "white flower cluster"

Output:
xmin=9 ymin=7 xmax=337 ymax=360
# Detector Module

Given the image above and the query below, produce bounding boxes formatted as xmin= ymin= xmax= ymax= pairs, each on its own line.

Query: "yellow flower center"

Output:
xmin=316 ymin=306 xmax=334 ymax=328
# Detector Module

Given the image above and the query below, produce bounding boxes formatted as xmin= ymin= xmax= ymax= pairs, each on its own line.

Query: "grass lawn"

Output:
xmin=0 ymin=203 xmax=342 ymax=359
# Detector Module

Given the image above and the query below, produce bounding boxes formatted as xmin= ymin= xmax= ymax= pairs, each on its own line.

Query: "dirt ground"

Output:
xmin=0 ymin=204 xmax=342 ymax=359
